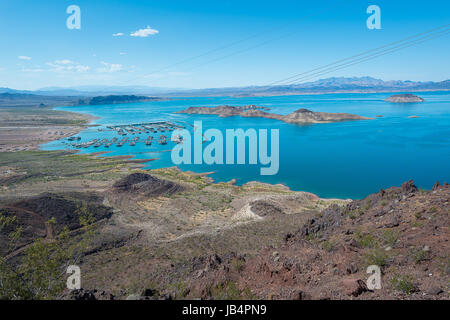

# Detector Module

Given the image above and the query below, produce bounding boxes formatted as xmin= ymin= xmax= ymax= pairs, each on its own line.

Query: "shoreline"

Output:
xmin=0 ymin=107 xmax=98 ymax=153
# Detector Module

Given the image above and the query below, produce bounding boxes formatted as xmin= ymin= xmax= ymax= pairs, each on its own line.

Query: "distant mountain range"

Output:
xmin=0 ymin=85 xmax=182 ymax=97
xmin=163 ymin=76 xmax=450 ymax=97
xmin=1 ymin=76 xmax=449 ymax=98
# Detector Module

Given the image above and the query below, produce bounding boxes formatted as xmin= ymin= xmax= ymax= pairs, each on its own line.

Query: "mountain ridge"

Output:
xmin=1 ymin=76 xmax=449 ymax=97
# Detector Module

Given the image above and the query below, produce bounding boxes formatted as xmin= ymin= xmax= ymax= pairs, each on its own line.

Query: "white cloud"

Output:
xmin=21 ymin=67 xmax=45 ymax=73
xmin=54 ymin=59 xmax=74 ymax=65
xmin=18 ymin=56 xmax=32 ymax=60
xmin=97 ymin=61 xmax=123 ymax=73
xmin=112 ymin=32 xmax=124 ymax=37
xmin=46 ymin=60 xmax=90 ymax=72
xmin=119 ymin=52 xmax=127 ymax=55
xmin=130 ymin=26 xmax=159 ymax=37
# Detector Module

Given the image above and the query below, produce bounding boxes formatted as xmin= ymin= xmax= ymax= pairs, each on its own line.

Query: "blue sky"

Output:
xmin=0 ymin=0 xmax=449 ymax=90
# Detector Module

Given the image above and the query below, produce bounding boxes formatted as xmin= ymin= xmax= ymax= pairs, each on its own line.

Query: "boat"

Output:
xmin=117 ymin=137 xmax=128 ymax=147
xmin=171 ymin=134 xmax=183 ymax=144
xmin=145 ymin=136 xmax=153 ymax=145
xmin=158 ymin=135 xmax=167 ymax=145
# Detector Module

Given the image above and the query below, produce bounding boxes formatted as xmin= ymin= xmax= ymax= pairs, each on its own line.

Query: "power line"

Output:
xmin=182 ymin=32 xmax=297 ymax=72
xmin=281 ymin=28 xmax=450 ymax=86
xmin=268 ymin=23 xmax=450 ymax=87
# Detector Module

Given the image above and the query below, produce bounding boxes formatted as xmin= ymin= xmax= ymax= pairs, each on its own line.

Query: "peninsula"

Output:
xmin=175 ymin=105 xmax=372 ymax=124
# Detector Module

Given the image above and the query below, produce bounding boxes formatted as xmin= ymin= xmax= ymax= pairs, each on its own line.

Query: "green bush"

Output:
xmin=231 ymin=258 xmax=245 ymax=272
xmin=381 ymin=229 xmax=400 ymax=247
xmin=391 ymin=274 xmax=416 ymax=294
xmin=0 ymin=204 xmax=95 ymax=300
xmin=409 ymin=247 xmax=429 ymax=264
xmin=320 ymin=239 xmax=336 ymax=252
xmin=364 ymin=248 xmax=389 ymax=267
xmin=355 ymin=229 xmax=377 ymax=248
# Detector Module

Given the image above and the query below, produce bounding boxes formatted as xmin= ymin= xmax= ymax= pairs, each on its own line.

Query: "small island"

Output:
xmin=176 ymin=105 xmax=372 ymax=124
xmin=385 ymin=94 xmax=424 ymax=103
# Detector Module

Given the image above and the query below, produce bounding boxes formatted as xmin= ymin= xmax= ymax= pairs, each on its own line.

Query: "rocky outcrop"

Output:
xmin=342 ymin=278 xmax=370 ymax=297
xmin=112 ymin=172 xmax=183 ymax=197
xmin=385 ymin=94 xmax=424 ymax=103
xmin=176 ymin=105 xmax=372 ymax=124
xmin=175 ymin=105 xmax=269 ymax=117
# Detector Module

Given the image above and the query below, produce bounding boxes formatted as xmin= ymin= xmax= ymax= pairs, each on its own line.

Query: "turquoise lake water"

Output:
xmin=42 ymin=92 xmax=450 ymax=199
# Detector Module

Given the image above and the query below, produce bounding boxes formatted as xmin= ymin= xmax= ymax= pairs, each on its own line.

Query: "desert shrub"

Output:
xmin=210 ymin=281 xmax=243 ymax=300
xmin=168 ymin=281 xmax=188 ymax=299
xmin=355 ymin=229 xmax=377 ymax=248
xmin=364 ymin=248 xmax=389 ymax=267
xmin=0 ymin=203 xmax=95 ymax=300
xmin=320 ymin=239 xmax=336 ymax=252
xmin=391 ymin=274 xmax=416 ymax=294
xmin=409 ymin=247 xmax=429 ymax=264
xmin=381 ymin=229 xmax=400 ymax=247
xmin=231 ymin=258 xmax=245 ymax=272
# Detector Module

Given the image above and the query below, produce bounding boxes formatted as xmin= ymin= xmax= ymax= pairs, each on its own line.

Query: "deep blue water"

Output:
xmin=41 ymin=92 xmax=450 ymax=199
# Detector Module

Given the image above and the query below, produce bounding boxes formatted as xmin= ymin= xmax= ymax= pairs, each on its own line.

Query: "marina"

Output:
xmin=68 ymin=121 xmax=185 ymax=149
xmin=105 ymin=121 xmax=184 ymax=136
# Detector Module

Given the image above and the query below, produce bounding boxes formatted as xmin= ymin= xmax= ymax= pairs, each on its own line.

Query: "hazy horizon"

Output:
xmin=2 ymin=75 xmax=450 ymax=93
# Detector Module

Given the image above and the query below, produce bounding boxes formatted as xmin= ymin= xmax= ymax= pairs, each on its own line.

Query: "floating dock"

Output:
xmin=69 ymin=121 xmax=184 ymax=149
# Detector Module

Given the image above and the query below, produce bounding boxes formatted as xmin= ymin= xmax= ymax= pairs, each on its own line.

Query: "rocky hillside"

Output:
xmin=0 ymin=192 xmax=113 ymax=257
xmin=182 ymin=180 xmax=449 ymax=300
xmin=68 ymin=177 xmax=448 ymax=300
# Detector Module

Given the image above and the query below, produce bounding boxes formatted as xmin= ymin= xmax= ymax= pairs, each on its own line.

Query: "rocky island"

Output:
xmin=176 ymin=105 xmax=372 ymax=124
xmin=385 ymin=94 xmax=424 ymax=103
